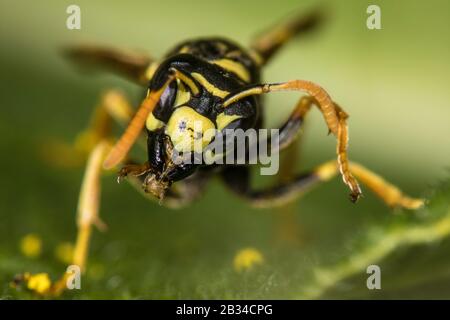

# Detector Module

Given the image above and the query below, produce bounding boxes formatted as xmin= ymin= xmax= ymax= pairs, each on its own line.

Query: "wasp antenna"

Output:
xmin=103 ymin=75 xmax=175 ymax=169
xmin=170 ymin=67 xmax=200 ymax=96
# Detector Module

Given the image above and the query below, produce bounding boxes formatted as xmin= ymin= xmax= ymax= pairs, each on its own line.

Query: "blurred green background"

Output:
xmin=0 ymin=0 xmax=449 ymax=299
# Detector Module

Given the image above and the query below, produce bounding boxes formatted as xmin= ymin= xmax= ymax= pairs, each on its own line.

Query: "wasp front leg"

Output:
xmin=221 ymin=96 xmax=423 ymax=210
xmin=71 ymin=91 xmax=140 ymax=272
xmin=223 ymin=81 xmax=363 ymax=201
xmin=74 ymin=141 xmax=110 ymax=272
xmin=22 ymin=91 xmax=138 ymax=296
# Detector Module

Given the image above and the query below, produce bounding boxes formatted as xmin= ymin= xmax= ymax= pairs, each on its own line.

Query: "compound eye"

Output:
xmin=165 ymin=106 xmax=216 ymax=153
xmin=159 ymin=81 xmax=177 ymax=109
xmin=149 ymin=81 xmax=178 ymax=125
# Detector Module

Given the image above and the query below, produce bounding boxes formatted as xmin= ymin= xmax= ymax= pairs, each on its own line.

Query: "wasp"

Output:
xmin=23 ymin=9 xmax=423 ymax=295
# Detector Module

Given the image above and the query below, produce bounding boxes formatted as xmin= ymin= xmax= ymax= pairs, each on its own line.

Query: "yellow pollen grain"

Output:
xmin=20 ymin=234 xmax=42 ymax=258
xmin=233 ymin=248 xmax=264 ymax=272
xmin=26 ymin=273 xmax=52 ymax=295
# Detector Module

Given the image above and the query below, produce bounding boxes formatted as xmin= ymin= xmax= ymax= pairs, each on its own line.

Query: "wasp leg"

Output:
xmin=25 ymin=92 xmax=139 ymax=296
xmin=64 ymin=45 xmax=154 ymax=85
xmin=223 ymin=81 xmax=362 ymax=201
xmin=74 ymin=140 xmax=111 ymax=272
xmin=41 ymin=90 xmax=136 ymax=168
xmin=223 ymin=93 xmax=422 ymax=209
xmin=274 ymin=137 xmax=306 ymax=246
xmin=117 ymin=162 xmax=152 ymax=183
xmin=249 ymin=8 xmax=324 ymax=65
xmin=221 ymin=161 xmax=424 ymax=210
xmin=71 ymin=91 xmax=142 ymax=272
xmin=273 ymin=96 xmax=312 ymax=152
xmin=64 ymin=161 xmax=210 ymax=295
xmin=20 ymin=140 xmax=113 ymax=297
xmin=78 ymin=90 xmax=136 ymax=151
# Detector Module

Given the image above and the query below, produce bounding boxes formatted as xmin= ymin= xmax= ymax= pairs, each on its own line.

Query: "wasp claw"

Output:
xmin=349 ymin=191 xmax=363 ymax=203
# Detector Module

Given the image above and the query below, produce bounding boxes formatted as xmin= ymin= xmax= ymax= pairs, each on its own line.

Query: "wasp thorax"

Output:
xmin=165 ymin=106 xmax=216 ymax=153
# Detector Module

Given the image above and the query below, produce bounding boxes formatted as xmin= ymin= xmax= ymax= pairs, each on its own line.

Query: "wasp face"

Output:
xmin=144 ymin=115 xmax=214 ymax=199
xmin=141 ymin=80 xmax=212 ymax=198
xmin=140 ymin=53 xmax=258 ymax=199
